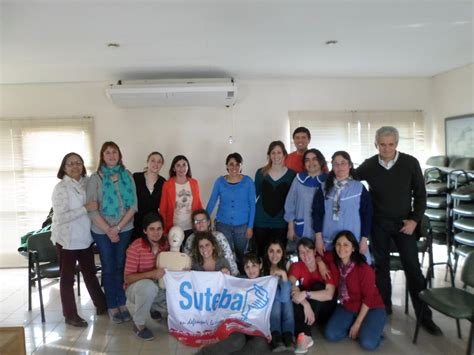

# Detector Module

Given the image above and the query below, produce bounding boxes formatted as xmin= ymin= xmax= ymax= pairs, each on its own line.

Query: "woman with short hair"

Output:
xmin=52 ymin=152 xmax=107 ymax=327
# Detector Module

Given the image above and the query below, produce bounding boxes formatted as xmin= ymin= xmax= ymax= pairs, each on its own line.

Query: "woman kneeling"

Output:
xmin=324 ymin=231 xmax=385 ymax=351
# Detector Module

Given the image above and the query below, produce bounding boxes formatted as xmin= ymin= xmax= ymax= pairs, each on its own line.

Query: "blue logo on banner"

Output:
xmin=241 ymin=284 xmax=269 ymax=321
xmin=178 ymin=281 xmax=269 ymax=320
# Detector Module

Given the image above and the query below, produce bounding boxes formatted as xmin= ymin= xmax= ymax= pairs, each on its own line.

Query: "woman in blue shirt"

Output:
xmin=312 ymin=151 xmax=372 ymax=263
xmin=207 ymin=152 xmax=256 ymax=273
xmin=284 ymin=149 xmax=327 ymax=254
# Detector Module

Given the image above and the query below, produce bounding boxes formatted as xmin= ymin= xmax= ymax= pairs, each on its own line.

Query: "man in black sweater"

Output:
xmin=356 ymin=126 xmax=442 ymax=336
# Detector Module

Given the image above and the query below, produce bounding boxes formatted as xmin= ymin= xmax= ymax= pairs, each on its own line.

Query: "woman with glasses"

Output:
xmin=160 ymin=155 xmax=203 ymax=241
xmin=51 ymin=152 xmax=107 ymax=327
xmin=183 ymin=209 xmax=239 ymax=275
xmin=86 ymin=141 xmax=137 ymax=323
xmin=312 ymin=151 xmax=372 ymax=262
xmin=206 ymin=153 xmax=256 ymax=273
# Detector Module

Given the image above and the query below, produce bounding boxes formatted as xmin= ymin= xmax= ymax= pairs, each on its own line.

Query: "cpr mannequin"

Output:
xmin=157 ymin=225 xmax=192 ymax=288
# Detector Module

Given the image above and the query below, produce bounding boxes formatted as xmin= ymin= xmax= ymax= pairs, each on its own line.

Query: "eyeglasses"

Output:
xmin=65 ymin=161 xmax=83 ymax=167
xmin=193 ymin=218 xmax=208 ymax=225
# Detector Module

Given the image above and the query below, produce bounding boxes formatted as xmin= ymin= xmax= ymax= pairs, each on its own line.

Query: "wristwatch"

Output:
xmin=306 ymin=291 xmax=311 ymax=300
xmin=116 ymin=225 xmax=121 ymax=232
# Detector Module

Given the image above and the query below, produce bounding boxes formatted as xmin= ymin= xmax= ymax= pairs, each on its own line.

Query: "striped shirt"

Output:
xmin=124 ymin=238 xmax=168 ymax=282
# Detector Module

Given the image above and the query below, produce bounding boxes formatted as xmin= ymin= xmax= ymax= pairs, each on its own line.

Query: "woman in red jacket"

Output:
xmin=324 ymin=230 xmax=385 ymax=351
xmin=159 ymin=155 xmax=203 ymax=242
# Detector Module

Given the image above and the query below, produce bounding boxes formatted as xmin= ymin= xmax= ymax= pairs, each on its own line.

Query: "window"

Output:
xmin=289 ymin=111 xmax=425 ymax=165
xmin=0 ymin=117 xmax=93 ymax=266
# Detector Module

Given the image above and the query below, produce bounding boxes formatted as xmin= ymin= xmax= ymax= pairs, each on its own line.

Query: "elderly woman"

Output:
xmin=325 ymin=231 xmax=385 ymax=351
xmin=52 ymin=152 xmax=106 ymax=327
xmin=86 ymin=141 xmax=137 ymax=323
xmin=289 ymin=238 xmax=337 ymax=354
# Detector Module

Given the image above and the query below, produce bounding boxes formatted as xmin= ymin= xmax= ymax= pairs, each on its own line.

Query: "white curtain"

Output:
xmin=0 ymin=117 xmax=94 ymax=263
xmin=289 ymin=110 xmax=424 ymax=166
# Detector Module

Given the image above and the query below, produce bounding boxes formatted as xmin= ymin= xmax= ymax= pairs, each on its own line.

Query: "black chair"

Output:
xmin=27 ymin=231 xmax=81 ymax=322
xmin=413 ymin=251 xmax=474 ymax=355
xmin=452 ymin=184 xmax=474 ymax=277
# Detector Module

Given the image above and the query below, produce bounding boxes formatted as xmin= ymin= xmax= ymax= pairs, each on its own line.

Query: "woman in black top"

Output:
xmin=133 ymin=152 xmax=166 ymax=240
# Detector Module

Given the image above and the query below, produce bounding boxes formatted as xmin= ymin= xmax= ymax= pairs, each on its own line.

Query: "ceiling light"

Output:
xmin=107 ymin=43 xmax=120 ymax=48
xmin=325 ymin=40 xmax=338 ymax=46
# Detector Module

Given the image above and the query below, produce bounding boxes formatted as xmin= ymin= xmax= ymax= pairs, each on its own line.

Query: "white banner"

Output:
xmin=164 ymin=271 xmax=278 ymax=347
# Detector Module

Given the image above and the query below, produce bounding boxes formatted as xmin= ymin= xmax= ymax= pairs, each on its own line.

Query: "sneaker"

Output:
xmin=133 ymin=325 xmax=154 ymax=341
xmin=121 ymin=309 xmax=132 ymax=322
xmin=150 ymin=310 xmax=162 ymax=321
xmin=294 ymin=334 xmax=314 ymax=354
xmin=271 ymin=331 xmax=286 ymax=352
xmin=109 ymin=310 xmax=122 ymax=324
xmin=282 ymin=332 xmax=295 ymax=351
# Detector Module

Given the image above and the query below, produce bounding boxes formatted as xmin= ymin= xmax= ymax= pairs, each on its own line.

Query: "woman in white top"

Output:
xmin=51 ymin=152 xmax=106 ymax=327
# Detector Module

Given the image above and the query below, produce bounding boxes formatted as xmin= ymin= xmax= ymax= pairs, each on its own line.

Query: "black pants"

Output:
xmin=253 ymin=227 xmax=287 ymax=258
xmin=371 ymin=218 xmax=432 ymax=320
xmin=293 ymin=282 xmax=336 ymax=336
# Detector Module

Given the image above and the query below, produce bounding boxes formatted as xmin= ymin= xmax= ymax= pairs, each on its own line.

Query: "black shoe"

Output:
xmin=420 ymin=319 xmax=443 ymax=336
xmin=150 ymin=310 xmax=162 ymax=321
xmin=65 ymin=315 xmax=88 ymax=327
xmin=271 ymin=331 xmax=286 ymax=352
xmin=282 ymin=332 xmax=295 ymax=351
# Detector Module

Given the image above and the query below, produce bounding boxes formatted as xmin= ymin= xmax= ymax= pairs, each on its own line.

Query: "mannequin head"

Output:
xmin=168 ymin=226 xmax=185 ymax=252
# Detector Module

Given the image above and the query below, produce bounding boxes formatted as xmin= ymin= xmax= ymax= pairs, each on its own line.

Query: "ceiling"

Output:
xmin=1 ymin=0 xmax=472 ymax=84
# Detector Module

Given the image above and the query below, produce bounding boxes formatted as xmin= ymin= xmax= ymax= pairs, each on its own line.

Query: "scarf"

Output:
xmin=337 ymin=261 xmax=355 ymax=305
xmin=332 ymin=177 xmax=351 ymax=221
xmin=296 ymin=172 xmax=327 ymax=188
xmin=100 ymin=165 xmax=136 ymax=219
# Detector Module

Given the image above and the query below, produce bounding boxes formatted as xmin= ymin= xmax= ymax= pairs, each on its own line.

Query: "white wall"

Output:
xmin=0 ymin=76 xmax=439 ymax=266
xmin=430 ymin=63 xmax=474 ymax=154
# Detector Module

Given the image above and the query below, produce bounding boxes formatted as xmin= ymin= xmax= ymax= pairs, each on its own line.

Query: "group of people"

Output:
xmin=50 ymin=125 xmax=442 ymax=353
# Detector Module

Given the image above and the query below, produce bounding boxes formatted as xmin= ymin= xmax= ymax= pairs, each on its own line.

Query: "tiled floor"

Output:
xmin=1 ymin=249 xmax=470 ymax=354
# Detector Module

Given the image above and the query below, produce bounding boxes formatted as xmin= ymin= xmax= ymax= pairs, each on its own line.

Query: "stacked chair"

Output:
xmin=424 ymin=156 xmax=454 ymax=281
xmin=424 ymin=157 xmax=474 ymax=281
xmin=451 ymin=176 xmax=474 ymax=278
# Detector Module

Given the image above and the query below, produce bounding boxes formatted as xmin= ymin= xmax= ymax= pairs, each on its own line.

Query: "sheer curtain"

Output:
xmin=0 ymin=117 xmax=94 ymax=266
xmin=289 ymin=110 xmax=425 ymax=166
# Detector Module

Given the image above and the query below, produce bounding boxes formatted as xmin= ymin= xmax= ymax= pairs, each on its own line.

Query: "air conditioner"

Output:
xmin=106 ymin=78 xmax=237 ymax=108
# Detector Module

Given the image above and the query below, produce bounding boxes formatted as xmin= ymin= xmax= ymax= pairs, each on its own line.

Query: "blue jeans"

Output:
xmin=325 ymin=305 xmax=385 ymax=351
xmin=215 ymin=221 xmax=247 ymax=272
xmin=92 ymin=229 xmax=132 ymax=309
xmin=270 ymin=299 xmax=295 ymax=334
